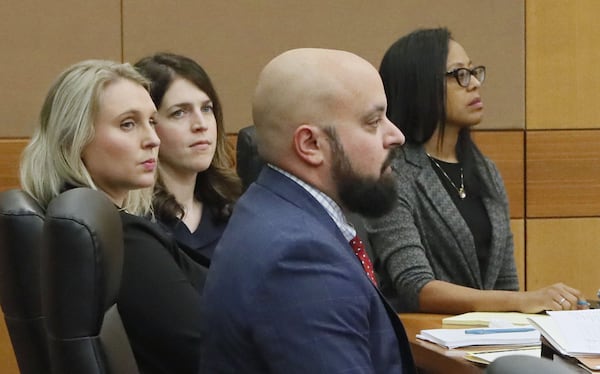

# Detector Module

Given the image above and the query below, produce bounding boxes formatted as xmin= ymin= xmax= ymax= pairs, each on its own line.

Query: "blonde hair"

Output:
xmin=21 ymin=59 xmax=155 ymax=215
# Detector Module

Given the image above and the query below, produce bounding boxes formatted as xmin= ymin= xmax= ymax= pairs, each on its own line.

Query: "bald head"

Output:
xmin=252 ymin=48 xmax=381 ymax=163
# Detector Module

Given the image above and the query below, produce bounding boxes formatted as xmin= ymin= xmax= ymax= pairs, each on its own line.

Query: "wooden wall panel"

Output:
xmin=122 ymin=0 xmax=523 ymax=133
xmin=511 ymin=219 xmax=525 ymax=291
xmin=526 ymin=130 xmax=600 ymax=217
xmin=0 ymin=140 xmax=28 ymax=193
xmin=0 ymin=312 xmax=17 ymax=374
xmin=0 ymin=0 xmax=122 ymax=137
xmin=527 ymin=218 xmax=600 ymax=300
xmin=526 ymin=0 xmax=600 ymax=129
xmin=228 ymin=130 xmax=527 ymax=219
xmin=473 ymin=130 xmax=524 ymax=218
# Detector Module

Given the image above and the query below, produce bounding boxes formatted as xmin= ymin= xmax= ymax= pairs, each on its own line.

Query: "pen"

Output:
xmin=577 ymin=299 xmax=591 ymax=309
xmin=465 ymin=327 xmax=537 ymax=335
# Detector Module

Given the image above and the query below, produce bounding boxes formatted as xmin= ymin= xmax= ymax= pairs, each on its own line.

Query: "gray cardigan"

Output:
xmin=366 ymin=143 xmax=519 ymax=312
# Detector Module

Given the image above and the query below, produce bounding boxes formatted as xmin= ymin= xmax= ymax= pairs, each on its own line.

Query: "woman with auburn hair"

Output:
xmin=367 ymin=27 xmax=583 ymax=314
xmin=135 ymin=53 xmax=241 ymax=265
xmin=21 ymin=59 xmax=204 ymax=374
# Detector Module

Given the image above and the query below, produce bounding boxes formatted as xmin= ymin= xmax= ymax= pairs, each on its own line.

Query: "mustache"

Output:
xmin=380 ymin=146 xmax=401 ymax=173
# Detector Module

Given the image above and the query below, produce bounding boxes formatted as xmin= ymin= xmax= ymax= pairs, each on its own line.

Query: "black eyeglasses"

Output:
xmin=445 ymin=66 xmax=486 ymax=87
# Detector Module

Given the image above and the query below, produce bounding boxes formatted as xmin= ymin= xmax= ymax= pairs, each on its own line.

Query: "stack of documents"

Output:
xmin=528 ymin=309 xmax=600 ymax=371
xmin=417 ymin=327 xmax=540 ymax=349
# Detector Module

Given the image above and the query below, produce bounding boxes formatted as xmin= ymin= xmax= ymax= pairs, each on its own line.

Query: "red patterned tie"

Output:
xmin=349 ymin=235 xmax=377 ymax=286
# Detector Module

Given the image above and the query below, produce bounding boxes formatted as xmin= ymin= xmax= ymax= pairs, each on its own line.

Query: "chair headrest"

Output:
xmin=43 ymin=188 xmax=123 ymax=338
xmin=0 ymin=189 xmax=45 ymax=216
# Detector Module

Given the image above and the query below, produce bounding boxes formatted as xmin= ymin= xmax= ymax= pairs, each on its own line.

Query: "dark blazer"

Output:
xmin=366 ymin=143 xmax=518 ymax=312
xmin=118 ymin=212 xmax=205 ymax=374
xmin=236 ymin=125 xmax=265 ymax=191
xmin=200 ymin=167 xmax=415 ymax=373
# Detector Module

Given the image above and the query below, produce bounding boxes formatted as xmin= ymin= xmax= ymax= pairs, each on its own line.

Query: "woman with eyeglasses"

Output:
xmin=366 ymin=27 xmax=582 ymax=314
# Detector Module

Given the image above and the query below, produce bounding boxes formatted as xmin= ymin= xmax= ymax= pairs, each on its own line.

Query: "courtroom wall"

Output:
xmin=1 ymin=0 xmax=523 ymax=136
xmin=3 ymin=1 xmax=600 ymax=373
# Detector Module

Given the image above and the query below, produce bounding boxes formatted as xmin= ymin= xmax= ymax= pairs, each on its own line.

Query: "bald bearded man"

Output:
xmin=200 ymin=48 xmax=416 ymax=373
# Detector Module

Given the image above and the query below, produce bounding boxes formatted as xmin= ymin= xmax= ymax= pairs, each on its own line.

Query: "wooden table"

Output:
xmin=398 ymin=313 xmax=485 ymax=374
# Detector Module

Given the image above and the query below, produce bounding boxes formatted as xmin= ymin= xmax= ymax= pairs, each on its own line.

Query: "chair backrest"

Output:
xmin=0 ymin=189 xmax=51 ymax=374
xmin=236 ymin=125 xmax=265 ymax=191
xmin=42 ymin=188 xmax=139 ymax=374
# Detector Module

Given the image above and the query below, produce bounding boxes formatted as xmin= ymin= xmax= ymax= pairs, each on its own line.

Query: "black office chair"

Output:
xmin=236 ymin=125 xmax=265 ymax=191
xmin=42 ymin=188 xmax=139 ymax=374
xmin=0 ymin=189 xmax=51 ymax=374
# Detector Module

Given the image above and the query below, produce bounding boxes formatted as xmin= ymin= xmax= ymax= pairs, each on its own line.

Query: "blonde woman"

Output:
xmin=21 ymin=60 xmax=204 ymax=374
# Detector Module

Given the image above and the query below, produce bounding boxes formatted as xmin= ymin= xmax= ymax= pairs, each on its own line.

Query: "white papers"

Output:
xmin=417 ymin=328 xmax=540 ymax=349
xmin=530 ymin=309 xmax=600 ymax=356
xmin=527 ymin=315 xmax=569 ymax=355
xmin=548 ymin=310 xmax=600 ymax=355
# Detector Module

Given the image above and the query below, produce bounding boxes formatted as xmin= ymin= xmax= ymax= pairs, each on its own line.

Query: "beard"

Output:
xmin=326 ymin=128 xmax=399 ymax=218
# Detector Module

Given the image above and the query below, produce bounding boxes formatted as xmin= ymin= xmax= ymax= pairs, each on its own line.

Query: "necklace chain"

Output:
xmin=427 ymin=154 xmax=467 ymax=199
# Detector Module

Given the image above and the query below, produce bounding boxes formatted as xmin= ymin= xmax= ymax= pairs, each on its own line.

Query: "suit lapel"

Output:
xmin=256 ymin=167 xmax=352 ymax=252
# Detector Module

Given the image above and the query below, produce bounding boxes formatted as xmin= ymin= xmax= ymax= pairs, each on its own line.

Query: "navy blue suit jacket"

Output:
xmin=200 ymin=167 xmax=415 ymax=373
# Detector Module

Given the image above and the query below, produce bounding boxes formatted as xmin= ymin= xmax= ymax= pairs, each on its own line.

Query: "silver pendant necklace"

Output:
xmin=427 ymin=154 xmax=467 ymax=199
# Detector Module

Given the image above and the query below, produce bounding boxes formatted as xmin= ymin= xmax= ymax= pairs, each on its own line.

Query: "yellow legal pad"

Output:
xmin=443 ymin=312 xmax=541 ymax=327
